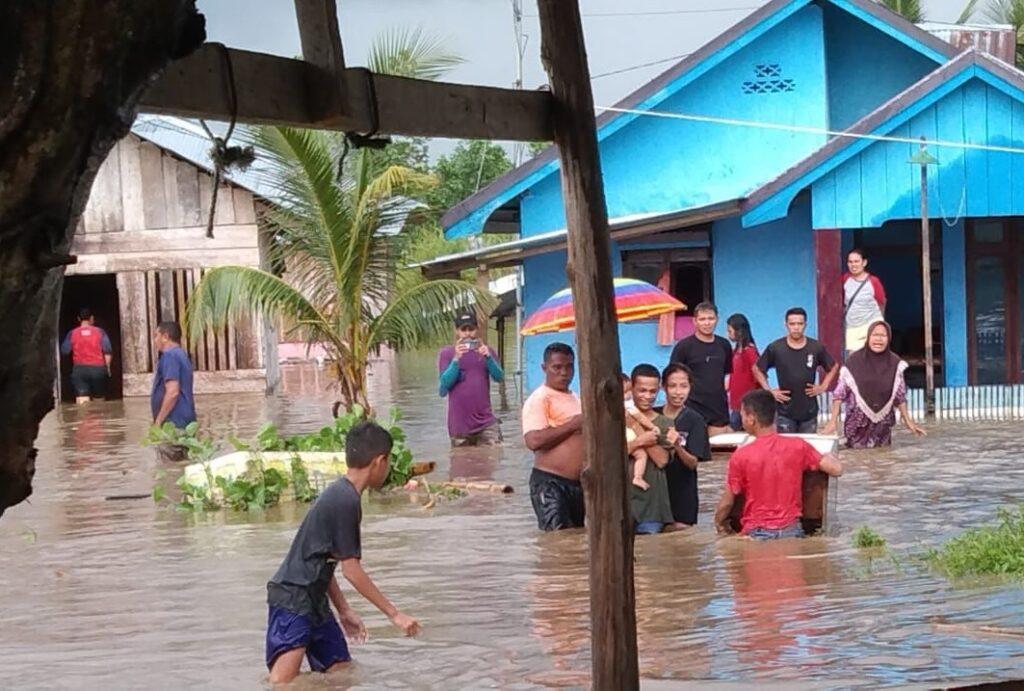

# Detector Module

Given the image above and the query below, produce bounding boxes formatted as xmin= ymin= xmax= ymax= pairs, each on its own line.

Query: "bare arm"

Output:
xmin=153 ymin=380 xmax=180 ymax=425
xmin=340 ymin=557 xmax=420 ymax=636
xmin=821 ymin=398 xmax=842 ymax=436
xmin=104 ymin=353 xmax=113 ymax=372
xmin=898 ymin=402 xmax=926 ymax=436
xmin=673 ymin=443 xmax=699 ymax=470
xmin=524 ymin=415 xmax=582 ymax=451
xmin=818 ymin=453 xmax=843 ymax=477
xmin=714 ymin=489 xmax=736 ymax=535
xmin=645 ymin=443 xmax=669 ymax=468
xmin=753 ymin=364 xmax=790 ymax=403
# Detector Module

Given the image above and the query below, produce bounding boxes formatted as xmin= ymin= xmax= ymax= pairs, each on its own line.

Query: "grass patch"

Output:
xmin=852 ymin=525 xmax=887 ymax=549
xmin=927 ymin=506 xmax=1024 ymax=578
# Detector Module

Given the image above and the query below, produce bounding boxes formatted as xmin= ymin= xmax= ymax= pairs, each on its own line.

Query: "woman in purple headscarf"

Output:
xmin=822 ymin=321 xmax=926 ymax=448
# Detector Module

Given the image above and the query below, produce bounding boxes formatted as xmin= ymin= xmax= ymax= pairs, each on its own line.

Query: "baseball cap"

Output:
xmin=454 ymin=310 xmax=478 ymax=328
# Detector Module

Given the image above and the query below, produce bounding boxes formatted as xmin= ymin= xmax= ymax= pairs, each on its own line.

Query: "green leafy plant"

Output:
xmin=290 ymin=456 xmax=319 ymax=503
xmin=852 ymin=525 xmax=887 ymax=549
xmin=215 ymin=460 xmax=290 ymax=511
xmin=927 ymin=506 xmax=1024 ymax=578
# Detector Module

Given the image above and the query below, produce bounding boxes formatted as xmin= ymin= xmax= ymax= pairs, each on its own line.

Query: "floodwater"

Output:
xmin=3 ymin=352 xmax=1024 ymax=689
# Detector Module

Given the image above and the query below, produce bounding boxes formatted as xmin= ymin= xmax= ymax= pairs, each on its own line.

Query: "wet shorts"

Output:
xmin=265 ymin=605 xmax=350 ymax=672
xmin=70 ymin=364 xmax=108 ymax=397
xmin=529 ymin=468 xmax=585 ymax=531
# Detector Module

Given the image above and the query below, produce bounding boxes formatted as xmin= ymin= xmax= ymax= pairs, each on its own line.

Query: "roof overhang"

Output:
xmin=439 ymin=0 xmax=955 ymax=240
xmin=417 ymin=199 xmax=742 ymax=278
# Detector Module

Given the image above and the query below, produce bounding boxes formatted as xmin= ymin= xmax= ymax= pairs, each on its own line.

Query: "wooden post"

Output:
xmin=496 ymin=315 xmax=509 ymax=411
xmin=536 ymin=2 xmax=638 ymax=688
xmin=294 ymin=0 xmax=349 ymax=128
xmin=814 ymin=229 xmax=843 ymax=363
xmin=912 ymin=138 xmax=938 ymax=413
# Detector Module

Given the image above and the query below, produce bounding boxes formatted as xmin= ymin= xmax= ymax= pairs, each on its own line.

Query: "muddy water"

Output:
xmin=3 ymin=352 xmax=1024 ymax=688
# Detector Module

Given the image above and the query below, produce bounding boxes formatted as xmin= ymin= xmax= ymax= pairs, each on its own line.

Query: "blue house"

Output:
xmin=422 ymin=0 xmax=1024 ymax=394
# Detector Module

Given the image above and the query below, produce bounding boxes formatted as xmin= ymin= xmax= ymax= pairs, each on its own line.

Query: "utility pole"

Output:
xmin=511 ymin=0 xmax=527 ymax=166
xmin=910 ymin=137 xmax=938 ymax=413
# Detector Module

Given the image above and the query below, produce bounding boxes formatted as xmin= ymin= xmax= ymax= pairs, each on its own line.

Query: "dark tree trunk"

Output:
xmin=0 ymin=2 xmax=205 ymax=516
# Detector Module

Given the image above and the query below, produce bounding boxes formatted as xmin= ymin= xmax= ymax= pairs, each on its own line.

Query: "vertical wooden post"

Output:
xmin=917 ymin=138 xmax=936 ymax=412
xmin=814 ymin=229 xmax=843 ymax=363
xmin=294 ymin=0 xmax=345 ymax=73
xmin=497 ymin=315 xmax=509 ymax=411
xmin=536 ymin=2 xmax=638 ymax=688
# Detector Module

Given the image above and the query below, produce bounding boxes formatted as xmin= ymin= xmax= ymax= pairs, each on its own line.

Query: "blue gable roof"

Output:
xmin=440 ymin=0 xmax=953 ymax=240
xmin=742 ymin=50 xmax=1024 ymax=229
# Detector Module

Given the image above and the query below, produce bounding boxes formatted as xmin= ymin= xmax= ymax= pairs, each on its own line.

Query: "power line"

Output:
xmin=591 ymin=53 xmax=693 ymax=80
xmin=526 ymin=7 xmax=762 ymax=18
xmin=594 ymin=105 xmax=1024 ymax=156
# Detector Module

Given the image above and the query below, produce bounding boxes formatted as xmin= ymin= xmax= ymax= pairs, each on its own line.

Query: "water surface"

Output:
xmin=2 ymin=352 xmax=1024 ymax=688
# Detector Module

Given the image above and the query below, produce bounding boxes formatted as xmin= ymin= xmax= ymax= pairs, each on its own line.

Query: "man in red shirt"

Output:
xmin=714 ymin=389 xmax=842 ymax=539
xmin=61 ymin=308 xmax=113 ymax=404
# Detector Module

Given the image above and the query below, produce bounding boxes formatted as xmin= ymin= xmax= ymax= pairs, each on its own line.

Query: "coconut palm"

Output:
xmin=184 ymin=30 xmax=484 ymax=414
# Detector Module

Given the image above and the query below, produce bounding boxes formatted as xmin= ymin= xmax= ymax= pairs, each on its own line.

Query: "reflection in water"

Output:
xmin=3 ymin=354 xmax=1024 ymax=687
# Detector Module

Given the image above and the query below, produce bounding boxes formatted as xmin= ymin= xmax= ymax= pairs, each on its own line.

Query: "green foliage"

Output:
xmin=852 ymin=525 xmax=887 ymax=549
xmin=985 ymin=0 xmax=1024 ymax=65
xmin=878 ymin=0 xmax=924 ymax=22
xmin=290 ymin=456 xmax=318 ymax=504
xmin=144 ymin=422 xmax=218 ymax=462
xmin=428 ymin=140 xmax=513 ymax=211
xmin=367 ymin=27 xmax=464 ymax=80
xmin=927 ymin=506 xmax=1024 ymax=578
xmin=215 ymin=460 xmax=290 ymax=511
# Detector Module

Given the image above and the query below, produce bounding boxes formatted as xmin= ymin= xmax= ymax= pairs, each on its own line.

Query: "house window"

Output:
xmin=621 ymin=248 xmax=712 ymax=317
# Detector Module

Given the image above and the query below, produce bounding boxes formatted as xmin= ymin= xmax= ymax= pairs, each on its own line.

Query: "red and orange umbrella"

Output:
xmin=521 ymin=277 xmax=685 ymax=336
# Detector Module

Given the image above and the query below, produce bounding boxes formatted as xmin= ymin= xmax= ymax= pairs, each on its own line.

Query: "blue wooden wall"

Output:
xmin=822 ymin=4 xmax=937 ymax=130
xmin=811 ymin=78 xmax=1024 ymax=230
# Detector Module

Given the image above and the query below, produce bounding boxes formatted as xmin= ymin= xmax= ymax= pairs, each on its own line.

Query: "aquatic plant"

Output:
xmin=853 ymin=525 xmax=887 ymax=549
xmin=927 ymin=506 xmax=1024 ymax=578
xmin=144 ymin=422 xmax=218 ymax=463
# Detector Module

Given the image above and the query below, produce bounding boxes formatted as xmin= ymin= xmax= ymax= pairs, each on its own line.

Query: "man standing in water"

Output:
xmin=438 ymin=310 xmax=504 ymax=446
xmin=754 ymin=307 xmax=838 ymax=434
xmin=522 ymin=342 xmax=585 ymax=531
xmin=61 ymin=307 xmax=114 ymax=403
xmin=150 ymin=321 xmax=197 ymax=429
xmin=843 ymin=249 xmax=886 ymax=353
xmin=714 ymin=390 xmax=842 ymax=539
xmin=669 ymin=302 xmax=733 ymax=435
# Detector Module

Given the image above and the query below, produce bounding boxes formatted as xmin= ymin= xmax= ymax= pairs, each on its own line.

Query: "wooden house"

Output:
xmin=425 ymin=0 xmax=1024 ymax=397
xmin=59 ymin=120 xmax=277 ymax=400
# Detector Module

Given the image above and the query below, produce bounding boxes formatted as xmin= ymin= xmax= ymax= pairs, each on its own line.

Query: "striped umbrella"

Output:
xmin=521 ymin=277 xmax=686 ymax=336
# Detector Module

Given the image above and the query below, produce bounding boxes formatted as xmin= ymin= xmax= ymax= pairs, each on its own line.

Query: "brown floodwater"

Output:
xmin=3 ymin=352 xmax=1024 ymax=688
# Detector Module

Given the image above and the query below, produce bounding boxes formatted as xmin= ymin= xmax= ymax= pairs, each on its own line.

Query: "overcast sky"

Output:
xmin=197 ymin=0 xmax=984 ymax=149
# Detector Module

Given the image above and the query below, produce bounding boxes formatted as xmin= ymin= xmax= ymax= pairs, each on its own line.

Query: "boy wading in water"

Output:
xmin=623 ymin=372 xmax=662 ymax=490
xmin=265 ymin=422 xmax=420 ymax=683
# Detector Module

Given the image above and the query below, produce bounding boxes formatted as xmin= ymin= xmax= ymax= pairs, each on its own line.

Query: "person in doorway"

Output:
xmin=60 ymin=307 xmax=113 ymax=403
xmin=714 ymin=390 xmax=843 ymax=539
xmin=822 ymin=320 xmax=926 ymax=447
xmin=438 ymin=310 xmax=504 ymax=446
xmin=726 ymin=313 xmax=759 ymax=431
xmin=265 ymin=421 xmax=420 ymax=684
xmin=150 ymin=321 xmax=197 ymax=429
xmin=523 ymin=343 xmax=585 ymax=531
xmin=843 ymin=248 xmax=886 ymax=353
xmin=669 ymin=302 xmax=733 ymax=435
xmin=754 ymin=307 xmax=838 ymax=434
xmin=656 ymin=363 xmax=711 ymax=528
xmin=626 ymin=364 xmax=676 ymax=534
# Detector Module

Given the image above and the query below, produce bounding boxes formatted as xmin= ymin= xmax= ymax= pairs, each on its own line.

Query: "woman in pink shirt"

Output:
xmin=726 ymin=313 xmax=759 ymax=431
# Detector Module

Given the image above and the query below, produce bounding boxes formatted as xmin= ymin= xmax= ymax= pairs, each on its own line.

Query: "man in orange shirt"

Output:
xmin=522 ymin=343 xmax=586 ymax=531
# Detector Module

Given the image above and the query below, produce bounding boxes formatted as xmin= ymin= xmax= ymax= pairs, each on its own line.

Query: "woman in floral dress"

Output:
xmin=822 ymin=321 xmax=926 ymax=448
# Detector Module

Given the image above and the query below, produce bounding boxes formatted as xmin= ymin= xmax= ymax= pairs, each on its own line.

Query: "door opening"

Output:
xmin=59 ymin=274 xmax=123 ymax=401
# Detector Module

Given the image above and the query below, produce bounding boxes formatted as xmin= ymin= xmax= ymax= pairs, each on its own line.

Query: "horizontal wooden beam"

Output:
xmin=140 ymin=44 xmax=554 ymax=141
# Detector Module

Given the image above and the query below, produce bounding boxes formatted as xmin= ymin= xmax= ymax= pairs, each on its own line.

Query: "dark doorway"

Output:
xmin=59 ymin=274 xmax=123 ymax=401
xmin=854 ymin=221 xmax=944 ymax=388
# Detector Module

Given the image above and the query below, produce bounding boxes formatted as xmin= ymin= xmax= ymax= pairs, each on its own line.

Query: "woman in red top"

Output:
xmin=726 ymin=313 xmax=759 ymax=431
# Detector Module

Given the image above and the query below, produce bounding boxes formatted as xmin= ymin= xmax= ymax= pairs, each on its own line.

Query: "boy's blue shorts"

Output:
xmin=265 ymin=605 xmax=351 ymax=672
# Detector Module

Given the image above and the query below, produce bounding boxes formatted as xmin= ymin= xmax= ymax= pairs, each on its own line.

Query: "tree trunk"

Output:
xmin=0 ymin=2 xmax=205 ymax=516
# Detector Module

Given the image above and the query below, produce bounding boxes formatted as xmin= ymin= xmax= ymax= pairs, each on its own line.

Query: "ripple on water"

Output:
xmin=2 ymin=355 xmax=1024 ymax=687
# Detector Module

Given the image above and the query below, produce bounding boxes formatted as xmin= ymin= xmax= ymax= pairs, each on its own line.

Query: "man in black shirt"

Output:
xmin=266 ymin=422 xmax=421 ymax=683
xmin=754 ymin=307 xmax=839 ymax=433
xmin=669 ymin=301 xmax=733 ymax=434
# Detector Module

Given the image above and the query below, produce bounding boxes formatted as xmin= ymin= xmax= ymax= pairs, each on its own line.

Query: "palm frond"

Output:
xmin=368 ymin=278 xmax=495 ymax=351
xmin=878 ymin=0 xmax=924 ymax=22
xmin=368 ymin=26 xmax=464 ymax=80
xmin=956 ymin=0 xmax=980 ymax=23
xmin=184 ymin=265 xmax=342 ymax=355
xmin=985 ymin=0 xmax=1024 ymax=27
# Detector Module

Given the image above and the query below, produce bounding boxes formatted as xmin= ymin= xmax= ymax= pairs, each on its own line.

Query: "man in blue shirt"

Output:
xmin=151 ymin=321 xmax=197 ymax=428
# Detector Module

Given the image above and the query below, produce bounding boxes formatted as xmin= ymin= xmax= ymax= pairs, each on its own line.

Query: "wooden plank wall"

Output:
xmin=68 ymin=132 xmax=266 ymax=390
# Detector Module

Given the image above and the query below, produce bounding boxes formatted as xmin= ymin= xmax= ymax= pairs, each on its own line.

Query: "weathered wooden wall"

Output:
xmin=66 ymin=132 xmax=266 ymax=396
